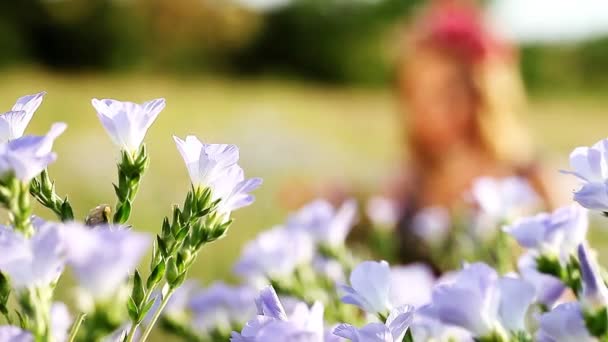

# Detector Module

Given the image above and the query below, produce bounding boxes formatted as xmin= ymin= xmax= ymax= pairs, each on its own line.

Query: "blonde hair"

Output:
xmin=476 ymin=57 xmax=534 ymax=165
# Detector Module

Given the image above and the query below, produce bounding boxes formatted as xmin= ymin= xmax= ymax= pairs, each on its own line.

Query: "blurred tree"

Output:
xmin=230 ymin=0 xmax=423 ymax=84
xmin=0 ymin=0 xmax=145 ymax=70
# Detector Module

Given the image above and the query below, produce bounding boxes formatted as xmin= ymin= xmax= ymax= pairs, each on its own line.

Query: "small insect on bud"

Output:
xmin=85 ymin=204 xmax=112 ymax=226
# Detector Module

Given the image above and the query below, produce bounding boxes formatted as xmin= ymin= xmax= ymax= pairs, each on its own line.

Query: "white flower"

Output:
xmin=0 ymin=92 xmax=46 ymax=143
xmin=92 ymin=98 xmax=165 ymax=152
xmin=174 ymin=135 xmax=261 ymax=216
xmin=562 ymin=139 xmax=608 ymax=211
xmin=338 ymin=260 xmax=392 ymax=314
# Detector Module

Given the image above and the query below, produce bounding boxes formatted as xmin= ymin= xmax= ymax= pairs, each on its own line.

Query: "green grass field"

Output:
xmin=2 ymin=68 xmax=608 ymax=340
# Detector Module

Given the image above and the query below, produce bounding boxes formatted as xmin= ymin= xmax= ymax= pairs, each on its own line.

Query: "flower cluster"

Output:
xmin=0 ymin=92 xmax=260 ymax=342
xmin=3 ymin=90 xmax=608 ymax=342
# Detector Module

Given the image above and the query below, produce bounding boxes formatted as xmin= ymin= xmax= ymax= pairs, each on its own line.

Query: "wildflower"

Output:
xmin=0 ymin=123 xmax=66 ymax=182
xmin=562 ymin=139 xmax=608 ymax=211
xmin=92 ymin=98 xmax=165 ymax=152
xmin=230 ymin=286 xmax=325 ymax=342
xmin=411 ymin=207 xmax=450 ymax=246
xmin=286 ymin=199 xmax=358 ymax=247
xmin=577 ymin=244 xmax=608 ymax=311
xmin=0 ymin=92 xmax=46 ymax=143
xmin=333 ymin=305 xmax=414 ymax=342
xmin=366 ymin=196 xmax=400 ymax=229
xmin=51 ymin=302 xmax=72 ymax=342
xmin=518 ymin=253 xmax=565 ymax=307
xmin=233 ymin=227 xmax=314 ymax=281
xmin=62 ymin=223 xmax=151 ymax=299
xmin=504 ymin=205 xmax=588 ymax=260
xmin=470 ymin=177 xmax=540 ymax=238
xmin=189 ymin=282 xmax=257 ymax=332
xmin=173 ymin=135 xmax=261 ymax=216
xmin=0 ymin=326 xmax=32 ymax=342
xmin=409 ymin=305 xmax=472 ymax=342
xmin=0 ymin=223 xmax=65 ymax=289
xmin=338 ymin=261 xmax=392 ymax=315
xmin=431 ymin=263 xmax=535 ymax=337
xmin=537 ymin=303 xmax=594 ymax=342
xmin=389 ymin=263 xmax=435 ymax=309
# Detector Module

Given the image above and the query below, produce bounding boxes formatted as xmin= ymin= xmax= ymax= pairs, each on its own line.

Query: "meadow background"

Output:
xmin=3 ymin=0 xmax=608 ymax=339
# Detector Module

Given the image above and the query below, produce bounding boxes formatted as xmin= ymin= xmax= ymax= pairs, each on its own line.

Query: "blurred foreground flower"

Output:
xmin=62 ymin=223 xmax=151 ymax=299
xmin=538 ymin=302 xmax=594 ymax=342
xmin=0 ymin=223 xmax=64 ymax=289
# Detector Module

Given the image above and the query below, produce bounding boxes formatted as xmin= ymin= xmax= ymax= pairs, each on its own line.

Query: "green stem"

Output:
xmin=29 ymin=169 xmax=74 ymax=221
xmin=125 ymin=289 xmax=152 ymax=342
xmin=139 ymin=288 xmax=175 ymax=342
xmin=67 ymin=313 xmax=86 ymax=342
xmin=7 ymin=179 xmax=33 ymax=236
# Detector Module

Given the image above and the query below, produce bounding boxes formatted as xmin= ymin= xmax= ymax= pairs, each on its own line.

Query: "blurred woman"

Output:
xmin=392 ymin=0 xmax=556 ymax=267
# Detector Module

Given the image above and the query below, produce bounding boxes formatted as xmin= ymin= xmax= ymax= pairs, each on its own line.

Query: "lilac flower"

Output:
xmin=504 ymin=205 xmax=588 ymax=260
xmin=92 ymin=98 xmax=165 ymax=152
xmin=0 ymin=92 xmax=45 ymax=143
xmin=0 ymin=326 xmax=32 ymax=342
xmin=51 ymin=302 xmax=72 ymax=342
xmin=189 ymin=282 xmax=257 ymax=332
xmin=313 ymin=256 xmax=346 ymax=283
xmin=174 ymin=135 xmax=261 ymax=216
xmin=234 ymin=227 xmax=314 ymax=281
xmin=0 ymin=123 xmax=66 ymax=182
xmin=286 ymin=199 xmax=358 ymax=247
xmin=411 ymin=207 xmax=450 ymax=246
xmin=577 ymin=244 xmax=608 ymax=311
xmin=537 ymin=303 xmax=594 ymax=342
xmin=62 ymin=223 xmax=151 ymax=299
xmin=518 ymin=253 xmax=565 ymax=307
xmin=470 ymin=177 xmax=540 ymax=238
xmin=164 ymin=280 xmax=199 ymax=317
xmin=338 ymin=261 xmax=391 ymax=314
xmin=366 ymin=196 xmax=400 ymax=229
xmin=431 ymin=263 xmax=535 ymax=336
xmin=389 ymin=263 xmax=435 ymax=309
xmin=231 ymin=286 xmax=325 ymax=342
xmin=333 ymin=305 xmax=414 ymax=342
xmin=562 ymin=139 xmax=608 ymax=211
xmin=409 ymin=305 xmax=472 ymax=342
xmin=0 ymin=224 xmax=65 ymax=289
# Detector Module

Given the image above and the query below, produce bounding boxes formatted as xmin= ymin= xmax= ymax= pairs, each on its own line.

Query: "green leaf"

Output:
xmin=141 ymin=297 xmax=156 ymax=319
xmin=113 ymin=200 xmax=132 ymax=224
xmin=166 ymin=258 xmax=180 ymax=286
xmin=61 ymin=198 xmax=74 ymax=220
xmin=147 ymin=262 xmax=166 ymax=290
xmin=127 ymin=296 xmax=139 ymax=322
xmin=156 ymin=235 xmax=168 ymax=257
xmin=131 ymin=271 xmax=145 ymax=306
